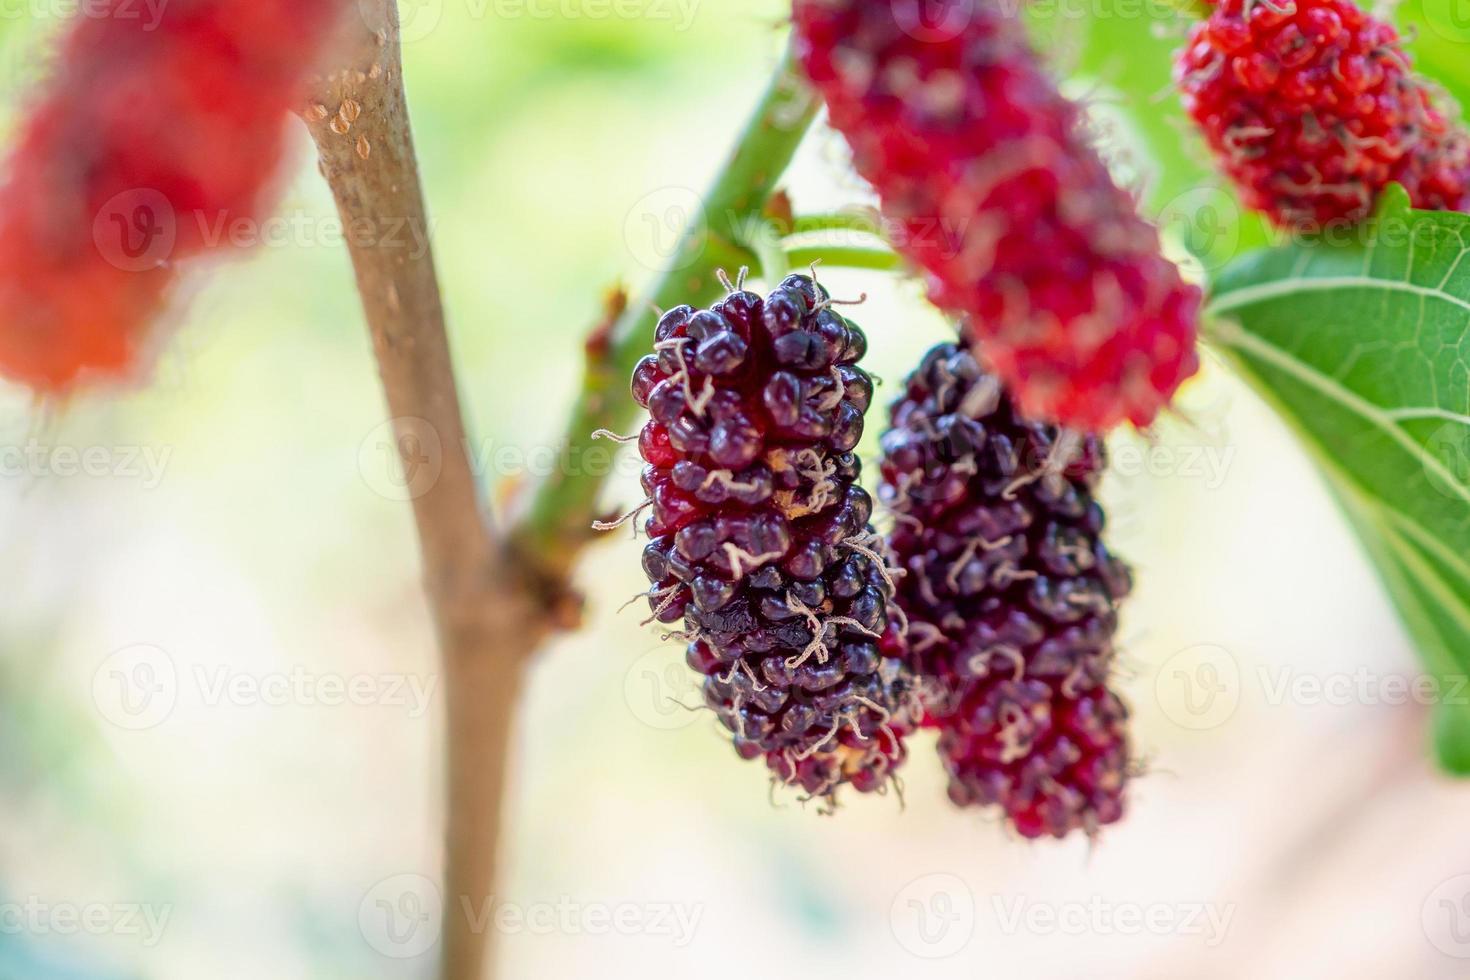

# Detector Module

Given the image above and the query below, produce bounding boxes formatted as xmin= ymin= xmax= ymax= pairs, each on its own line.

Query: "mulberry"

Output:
xmin=629 ymin=272 xmax=912 ymax=800
xmin=792 ymin=0 xmax=1201 ymax=431
xmin=1176 ymin=0 xmax=1470 ymax=228
xmin=879 ymin=341 xmax=1132 ymax=838
xmin=0 ymin=0 xmax=347 ymax=389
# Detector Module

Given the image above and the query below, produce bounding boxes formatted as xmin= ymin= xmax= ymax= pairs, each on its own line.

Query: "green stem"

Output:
xmin=745 ymin=215 xmax=792 ymax=283
xmin=510 ymin=40 xmax=818 ymax=587
xmin=786 ymin=244 xmax=903 ymax=273
xmin=785 ymin=209 xmax=883 ymax=236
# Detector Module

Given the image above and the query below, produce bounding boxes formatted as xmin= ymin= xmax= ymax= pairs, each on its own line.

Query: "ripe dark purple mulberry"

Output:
xmin=793 ymin=0 xmax=1201 ymax=431
xmin=879 ymin=341 xmax=1132 ymax=838
xmin=630 ymin=273 xmax=912 ymax=801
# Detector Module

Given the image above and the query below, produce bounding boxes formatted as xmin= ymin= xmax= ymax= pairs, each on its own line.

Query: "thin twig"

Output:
xmin=508 ymin=41 xmax=819 ymax=590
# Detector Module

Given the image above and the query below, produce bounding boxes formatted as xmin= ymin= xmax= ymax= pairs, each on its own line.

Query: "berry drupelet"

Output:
xmin=1177 ymin=0 xmax=1470 ymax=228
xmin=793 ymin=0 xmax=1201 ymax=431
xmin=879 ymin=342 xmax=1132 ymax=839
xmin=631 ymin=273 xmax=912 ymax=800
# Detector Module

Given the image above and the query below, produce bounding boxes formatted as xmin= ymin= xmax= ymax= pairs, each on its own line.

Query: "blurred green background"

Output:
xmin=3 ymin=1 xmax=1470 ymax=977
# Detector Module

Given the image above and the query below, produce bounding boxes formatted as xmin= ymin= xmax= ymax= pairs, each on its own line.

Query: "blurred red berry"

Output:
xmin=880 ymin=342 xmax=1132 ymax=839
xmin=793 ymin=0 xmax=1201 ymax=431
xmin=0 ymin=0 xmax=347 ymax=390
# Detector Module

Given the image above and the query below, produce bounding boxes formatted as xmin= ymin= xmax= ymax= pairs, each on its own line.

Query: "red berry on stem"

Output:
xmin=880 ymin=341 xmax=1132 ymax=839
xmin=792 ymin=0 xmax=1201 ymax=431
xmin=630 ymin=273 xmax=914 ymax=802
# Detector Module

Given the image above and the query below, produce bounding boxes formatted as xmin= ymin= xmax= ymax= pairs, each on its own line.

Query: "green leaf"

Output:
xmin=1206 ymin=186 xmax=1470 ymax=770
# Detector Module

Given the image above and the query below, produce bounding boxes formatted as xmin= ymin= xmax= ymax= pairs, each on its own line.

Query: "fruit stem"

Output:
xmin=784 ymin=208 xmax=884 ymax=235
xmin=785 ymin=244 xmax=903 ymax=273
xmin=510 ymin=39 xmax=819 ymax=587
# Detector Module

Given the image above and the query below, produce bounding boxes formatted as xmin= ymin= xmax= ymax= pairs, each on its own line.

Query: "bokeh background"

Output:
xmin=2 ymin=0 xmax=1470 ymax=977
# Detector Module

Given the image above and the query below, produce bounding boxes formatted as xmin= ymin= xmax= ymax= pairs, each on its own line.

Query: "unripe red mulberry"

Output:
xmin=879 ymin=342 xmax=1132 ymax=838
xmin=630 ymin=273 xmax=913 ymax=800
xmin=792 ymin=0 xmax=1201 ymax=431
xmin=1176 ymin=0 xmax=1470 ymax=228
xmin=0 ymin=0 xmax=347 ymax=389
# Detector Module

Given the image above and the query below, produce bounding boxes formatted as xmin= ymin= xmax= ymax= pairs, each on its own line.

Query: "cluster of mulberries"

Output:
xmin=631 ymin=274 xmax=913 ymax=800
xmin=0 ymin=0 xmax=346 ymax=389
xmin=792 ymin=0 xmax=1201 ymax=432
xmin=879 ymin=342 xmax=1133 ymax=839
xmin=1176 ymin=0 xmax=1470 ymax=228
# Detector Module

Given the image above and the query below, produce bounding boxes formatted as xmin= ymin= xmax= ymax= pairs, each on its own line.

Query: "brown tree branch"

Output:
xmin=301 ymin=5 xmax=545 ymax=980
xmin=302 ymin=12 xmax=818 ymax=980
